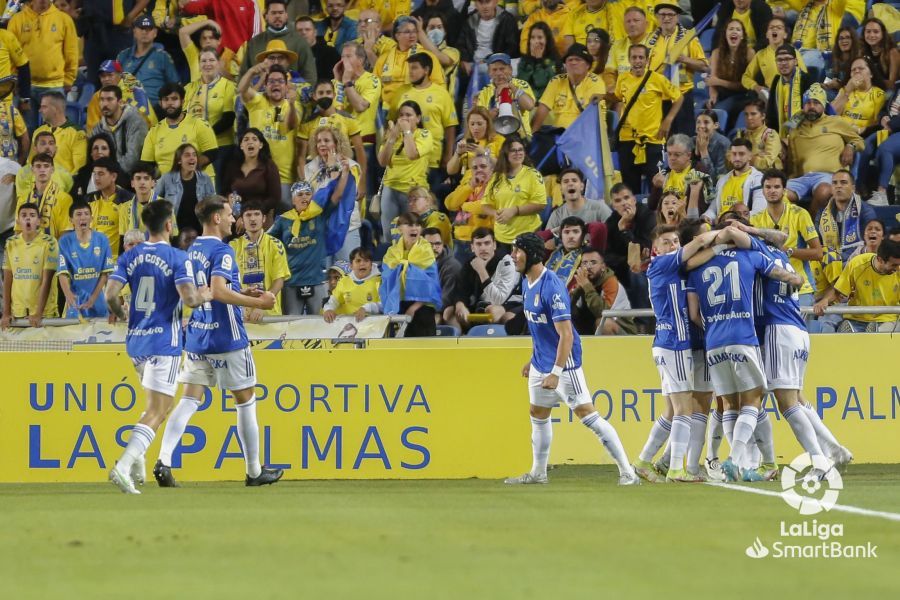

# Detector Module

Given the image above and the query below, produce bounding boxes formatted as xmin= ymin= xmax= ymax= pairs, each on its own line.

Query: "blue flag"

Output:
xmin=312 ymin=173 xmax=358 ymax=256
xmin=463 ymin=61 xmax=483 ymax=119
xmin=557 ymin=102 xmax=605 ymax=195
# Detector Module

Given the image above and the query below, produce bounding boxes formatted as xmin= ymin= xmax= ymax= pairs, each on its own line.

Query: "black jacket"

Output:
xmin=605 ymin=203 xmax=656 ymax=259
xmin=457 ymin=9 xmax=520 ymax=63
xmin=766 ymin=70 xmax=815 ymax=130
xmin=713 ymin=0 xmax=773 ymax=51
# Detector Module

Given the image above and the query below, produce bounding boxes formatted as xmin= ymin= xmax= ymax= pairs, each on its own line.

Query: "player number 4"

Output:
xmin=134 ymin=276 xmax=157 ymax=318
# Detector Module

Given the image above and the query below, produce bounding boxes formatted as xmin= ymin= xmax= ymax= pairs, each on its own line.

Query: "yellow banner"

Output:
xmin=1 ymin=336 xmax=898 ymax=482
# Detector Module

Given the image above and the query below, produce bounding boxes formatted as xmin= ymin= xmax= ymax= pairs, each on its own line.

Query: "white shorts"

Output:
xmin=652 ymin=347 xmax=694 ymax=395
xmin=177 ymin=347 xmax=257 ymax=391
xmin=528 ymin=365 xmax=593 ymax=409
xmin=761 ymin=324 xmax=809 ymax=391
xmin=132 ymin=355 xmax=180 ymax=397
xmin=692 ymin=349 xmax=714 ymax=393
xmin=707 ymin=344 xmax=767 ymax=396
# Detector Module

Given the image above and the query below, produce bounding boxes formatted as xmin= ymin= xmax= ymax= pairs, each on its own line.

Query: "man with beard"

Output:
xmin=423 ymin=227 xmax=462 ymax=316
xmin=239 ymin=0 xmax=316 ymax=83
xmin=570 ymin=247 xmax=635 ymax=336
xmin=238 ymin=64 xmax=300 ymax=209
xmin=140 ymin=83 xmax=218 ymax=180
xmin=296 ymin=80 xmax=365 ymax=181
xmin=765 ymin=44 xmax=815 ymax=136
xmin=391 ymin=53 xmax=458 ymax=180
xmin=443 ymin=227 xmax=520 ymax=332
xmin=545 ymin=168 xmax=611 ymax=244
xmin=703 ymin=139 xmax=765 ymax=222
xmin=786 ymin=83 xmax=863 ymax=217
xmin=815 ymin=169 xmax=876 ymax=262
xmin=92 ymin=85 xmax=149 ymax=175
xmin=545 ymin=216 xmax=587 ymax=291
xmin=318 ymin=0 xmax=357 ymax=51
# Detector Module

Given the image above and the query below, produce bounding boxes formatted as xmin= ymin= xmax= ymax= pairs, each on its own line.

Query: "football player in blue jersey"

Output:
xmin=104 ymin=200 xmax=212 ymax=494
xmin=684 ymin=225 xmax=802 ymax=482
xmin=155 ymin=195 xmax=283 ymax=488
xmin=503 ymin=233 xmax=639 ymax=486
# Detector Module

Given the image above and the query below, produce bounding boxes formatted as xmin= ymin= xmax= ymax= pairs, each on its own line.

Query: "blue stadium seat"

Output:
xmin=66 ymin=82 xmax=94 ymax=129
xmin=436 ymin=324 xmax=460 ymax=337
xmin=699 ymin=28 xmax=716 ymax=53
xmin=872 ymin=205 xmax=900 ymax=226
xmin=731 ymin=110 xmax=747 ymax=135
xmin=467 ymin=324 xmax=506 ymax=337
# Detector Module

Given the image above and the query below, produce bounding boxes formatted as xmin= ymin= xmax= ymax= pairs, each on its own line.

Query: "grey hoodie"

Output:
xmin=91 ymin=103 xmax=149 ymax=175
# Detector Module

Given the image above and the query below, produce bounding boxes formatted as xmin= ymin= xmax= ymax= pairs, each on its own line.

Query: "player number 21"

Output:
xmin=702 ymin=262 xmax=740 ymax=306
xmin=134 ymin=276 xmax=157 ymax=318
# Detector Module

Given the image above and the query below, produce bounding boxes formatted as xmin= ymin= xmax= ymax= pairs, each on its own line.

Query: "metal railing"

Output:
xmin=597 ymin=306 xmax=900 ymax=334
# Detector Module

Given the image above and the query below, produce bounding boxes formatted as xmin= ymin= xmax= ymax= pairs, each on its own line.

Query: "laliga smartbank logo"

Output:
xmin=744 ymin=454 xmax=878 ymax=560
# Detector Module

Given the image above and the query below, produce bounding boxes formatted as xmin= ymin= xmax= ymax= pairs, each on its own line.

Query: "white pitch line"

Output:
xmin=704 ymin=482 xmax=900 ymax=523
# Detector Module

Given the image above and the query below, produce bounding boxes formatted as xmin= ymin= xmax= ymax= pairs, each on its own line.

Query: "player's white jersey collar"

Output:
xmin=524 ymin=266 xmax=548 ymax=290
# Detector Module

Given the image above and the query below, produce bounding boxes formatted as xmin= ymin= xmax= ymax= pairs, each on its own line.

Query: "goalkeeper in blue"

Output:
xmin=104 ymin=201 xmax=211 ymax=494
xmin=503 ymin=233 xmax=639 ymax=486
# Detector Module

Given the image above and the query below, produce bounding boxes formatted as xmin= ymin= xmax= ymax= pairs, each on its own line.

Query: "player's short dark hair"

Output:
xmin=610 ymin=182 xmax=633 ymax=196
xmin=31 ymin=152 xmax=54 ymax=166
xmin=679 ymin=219 xmax=707 ymax=244
xmin=558 ymin=167 xmax=585 ymax=183
xmin=422 ymin=227 xmax=443 ymax=238
xmin=92 ymin=156 xmax=120 ymax=174
xmin=652 ymin=223 xmax=680 ymax=241
xmin=350 ymin=247 xmax=373 ymax=261
xmin=407 ymin=52 xmax=433 ymax=74
xmin=717 ymin=212 xmax=750 ymax=227
xmin=158 ymin=82 xmax=186 ymax=101
xmin=17 ymin=202 xmax=39 ymax=216
xmin=877 ymin=238 xmax=900 ymax=261
xmin=99 ymin=85 xmax=123 ymax=100
xmin=142 ymin=200 xmax=174 ymax=235
xmin=195 ymin=195 xmax=228 ymax=224
xmin=761 ymin=169 xmax=787 ymax=187
xmin=69 ymin=200 xmax=92 ymax=217
xmin=131 ymin=162 xmax=156 ymax=179
xmin=560 ymin=216 xmax=587 ymax=236
xmin=731 ymin=138 xmax=753 ymax=152
xmin=833 ymin=168 xmax=855 ymax=184
xmin=471 ymin=227 xmax=495 ymax=241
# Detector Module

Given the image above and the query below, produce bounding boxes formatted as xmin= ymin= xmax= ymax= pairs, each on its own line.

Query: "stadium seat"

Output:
xmin=872 ymin=205 xmax=900 ymax=225
xmin=467 ymin=324 xmax=507 ymax=337
xmin=66 ymin=82 xmax=94 ymax=129
xmin=731 ymin=110 xmax=747 ymax=136
xmin=436 ymin=324 xmax=460 ymax=336
xmin=699 ymin=28 xmax=716 ymax=53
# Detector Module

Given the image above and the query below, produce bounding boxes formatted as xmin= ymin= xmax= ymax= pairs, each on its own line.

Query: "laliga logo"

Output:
xmin=781 ymin=453 xmax=843 ymax=515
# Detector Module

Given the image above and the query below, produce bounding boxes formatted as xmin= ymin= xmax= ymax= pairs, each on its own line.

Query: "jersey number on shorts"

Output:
xmin=702 ymin=262 xmax=740 ymax=306
xmin=134 ymin=276 xmax=157 ymax=317
xmin=771 ymin=258 xmax=800 ymax=299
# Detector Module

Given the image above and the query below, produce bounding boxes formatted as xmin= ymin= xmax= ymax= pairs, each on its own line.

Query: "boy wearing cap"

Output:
xmin=476 ymin=53 xmax=536 ymax=140
xmin=765 ymin=44 xmax=815 ymax=136
xmin=116 ymin=16 xmax=179 ymax=106
xmin=532 ymin=43 xmax=606 ymax=131
xmin=86 ymin=60 xmax=155 ymax=132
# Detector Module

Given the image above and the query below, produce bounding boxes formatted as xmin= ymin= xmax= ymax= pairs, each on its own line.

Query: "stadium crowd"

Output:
xmin=0 ymin=0 xmax=899 ymax=336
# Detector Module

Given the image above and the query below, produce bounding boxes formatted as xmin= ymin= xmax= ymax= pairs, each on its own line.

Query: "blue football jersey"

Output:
xmin=185 ymin=236 xmax=249 ymax=355
xmin=57 ymin=231 xmax=114 ymax=318
xmin=110 ymin=241 xmax=193 ymax=357
xmin=686 ymin=247 xmax=774 ymax=350
xmin=647 ymin=249 xmax=691 ymax=351
xmin=522 ymin=267 xmax=582 ymax=373
xmin=750 ymin=237 xmax=806 ymax=331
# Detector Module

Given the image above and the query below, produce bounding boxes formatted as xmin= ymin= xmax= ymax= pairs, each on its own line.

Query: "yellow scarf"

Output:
xmin=777 ymin=70 xmax=803 ymax=134
xmin=282 ymin=203 xmax=324 ymax=238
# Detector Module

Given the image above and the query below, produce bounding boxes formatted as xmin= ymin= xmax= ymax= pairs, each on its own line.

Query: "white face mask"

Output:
xmin=427 ymin=28 xmax=445 ymax=46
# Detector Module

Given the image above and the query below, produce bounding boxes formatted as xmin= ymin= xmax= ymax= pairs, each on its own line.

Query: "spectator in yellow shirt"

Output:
xmin=603 ymin=6 xmax=650 ymax=94
xmin=16 ymin=152 xmax=72 ymax=240
xmin=374 ymin=16 xmax=445 ymax=106
xmin=445 ymin=152 xmax=496 ymax=249
xmin=85 ymin=157 xmax=131 ymax=257
xmin=477 ymin=53 xmax=536 ymax=140
xmin=8 ymin=0 xmax=79 ymax=132
xmin=446 ymin=106 xmax=504 ymax=185
xmin=31 ymin=92 xmax=87 ymax=175
xmin=323 ymin=246 xmax=383 ymax=322
xmin=15 ymin=132 xmax=73 ymax=202
xmin=830 ymin=57 xmax=887 ymax=135
xmin=230 ymin=201 xmax=291 ymax=318
xmin=1 ymin=202 xmax=59 ymax=328
xmin=417 ymin=13 xmax=461 ymax=95
xmin=521 ymin=0 xmax=572 ymax=56
xmin=481 ymin=137 xmax=546 ymax=247
xmin=532 ymin=44 xmax=606 ymax=131
xmin=562 ymin=0 xmax=608 ymax=49
xmin=358 ymin=0 xmax=412 ymax=32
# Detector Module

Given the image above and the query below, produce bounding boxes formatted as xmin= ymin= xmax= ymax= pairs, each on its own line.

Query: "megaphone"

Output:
xmin=494 ymin=87 xmax=521 ymax=136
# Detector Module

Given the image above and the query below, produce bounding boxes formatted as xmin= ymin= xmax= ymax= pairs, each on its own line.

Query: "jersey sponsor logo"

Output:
xmin=552 ymin=293 xmax=566 ymax=311
xmin=707 ymin=351 xmax=749 ymax=366
xmin=654 ymin=355 xmax=667 ymax=366
xmin=221 ymin=254 xmax=233 ymax=270
xmin=794 ymin=349 xmax=809 ymax=361
xmin=524 ymin=310 xmax=547 ymax=324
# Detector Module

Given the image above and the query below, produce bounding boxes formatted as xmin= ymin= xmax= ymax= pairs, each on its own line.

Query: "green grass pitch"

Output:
xmin=2 ymin=465 xmax=898 ymax=599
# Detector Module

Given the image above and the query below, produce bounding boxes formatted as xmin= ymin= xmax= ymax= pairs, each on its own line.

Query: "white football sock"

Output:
xmin=118 ymin=423 xmax=155 ymax=473
xmin=581 ymin=412 xmax=633 ymax=476
xmin=706 ymin=409 xmax=723 ymax=460
xmin=668 ymin=415 xmax=692 ymax=473
xmin=754 ymin=410 xmax=776 ymax=464
xmin=722 ymin=409 xmax=738 ymax=446
xmin=784 ymin=404 xmax=824 ymax=459
xmin=236 ymin=396 xmax=262 ymax=478
xmin=687 ymin=412 xmax=708 ymax=475
xmin=638 ymin=416 xmax=671 ymax=463
xmin=730 ymin=407 xmax=759 ymax=468
xmin=802 ymin=404 xmax=840 ymax=452
xmin=158 ymin=396 xmax=201 ymax=466
xmin=530 ymin=416 xmax=552 ymax=477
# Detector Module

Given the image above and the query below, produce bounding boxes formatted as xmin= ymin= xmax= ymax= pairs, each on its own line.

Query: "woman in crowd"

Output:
xmin=377 ymin=99 xmax=433 ymax=240
xmin=656 ymin=192 xmax=686 ymax=227
xmin=693 ymin=110 xmax=730 ymax=181
xmin=831 ymin=57 xmax=886 ymax=136
xmin=586 ymin=28 xmax=610 ymax=76
xmin=305 ymin=125 xmax=361 ymax=262
xmin=374 ymin=16 xmax=444 ymax=107
xmin=156 ymin=143 xmax=216 ymax=234
xmin=379 ymin=212 xmax=442 ymax=337
xmin=850 ymin=218 xmax=886 ymax=259
xmin=221 ymin=128 xmax=282 ymax=227
xmin=706 ymin=19 xmax=754 ymax=131
xmin=184 ymin=47 xmax=236 ymax=190
xmin=481 ymin=136 xmax=546 ymax=251
xmin=72 ymin=132 xmax=119 ymax=200
xmin=860 ymin=17 xmax=900 ymax=89
xmin=823 ymin=26 xmax=860 ymax=96
xmin=516 ymin=22 xmax=560 ymax=99
xmin=445 ymin=107 xmax=503 ymax=185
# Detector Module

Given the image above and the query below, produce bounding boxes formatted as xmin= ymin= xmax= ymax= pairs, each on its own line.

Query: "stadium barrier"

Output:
xmin=1 ymin=334 xmax=898 ymax=483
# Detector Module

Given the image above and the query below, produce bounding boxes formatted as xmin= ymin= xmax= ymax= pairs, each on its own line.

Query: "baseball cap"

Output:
xmin=486 ymin=53 xmax=511 ymax=66
xmin=99 ymin=60 xmax=123 ymax=74
xmin=563 ymin=43 xmax=592 ymax=64
xmin=328 ymin=261 xmax=351 ymax=276
xmin=775 ymin=44 xmax=797 ymax=58
xmin=134 ymin=16 xmax=156 ymax=29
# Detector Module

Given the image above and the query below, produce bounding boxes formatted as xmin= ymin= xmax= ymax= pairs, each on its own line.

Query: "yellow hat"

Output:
xmin=255 ymin=39 xmax=298 ymax=65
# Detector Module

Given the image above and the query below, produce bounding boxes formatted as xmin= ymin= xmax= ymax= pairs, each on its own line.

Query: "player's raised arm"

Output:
xmin=766 ymin=265 xmax=804 ymax=289
xmin=730 ymin=221 xmax=789 ymax=248
xmin=680 ymin=229 xmax=721 ymax=262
